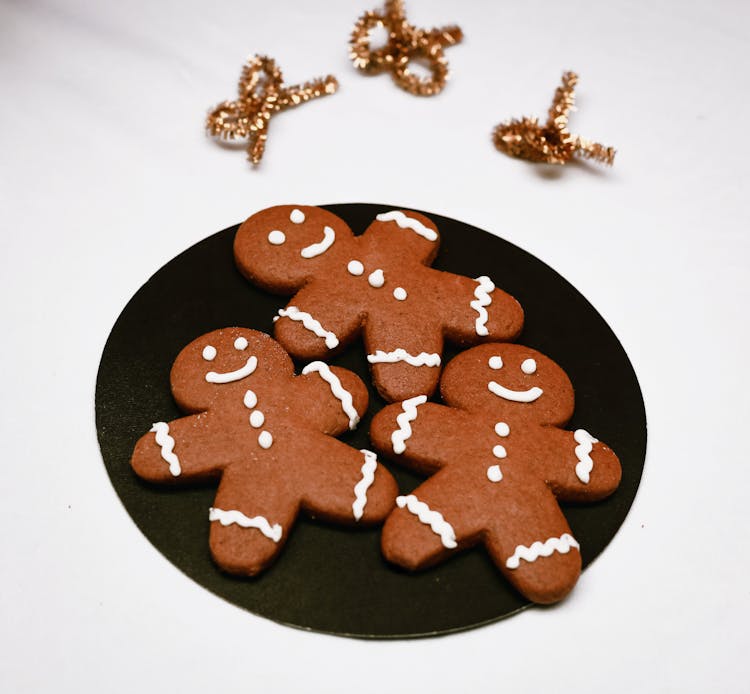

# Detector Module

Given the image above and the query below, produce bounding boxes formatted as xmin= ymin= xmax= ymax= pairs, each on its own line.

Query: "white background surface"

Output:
xmin=1 ymin=0 xmax=749 ymax=691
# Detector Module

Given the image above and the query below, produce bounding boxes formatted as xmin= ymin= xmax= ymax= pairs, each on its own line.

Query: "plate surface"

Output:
xmin=96 ymin=203 xmax=646 ymax=638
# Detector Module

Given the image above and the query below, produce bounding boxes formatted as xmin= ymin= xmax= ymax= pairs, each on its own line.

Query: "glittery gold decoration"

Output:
xmin=349 ymin=0 xmax=463 ymax=96
xmin=493 ymin=72 xmax=615 ymax=166
xmin=206 ymin=55 xmax=338 ymax=165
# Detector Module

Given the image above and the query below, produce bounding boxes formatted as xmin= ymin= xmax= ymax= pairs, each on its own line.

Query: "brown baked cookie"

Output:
xmin=234 ymin=206 xmax=524 ymax=402
xmin=131 ymin=328 xmax=398 ymax=576
xmin=369 ymin=343 xmax=621 ymax=604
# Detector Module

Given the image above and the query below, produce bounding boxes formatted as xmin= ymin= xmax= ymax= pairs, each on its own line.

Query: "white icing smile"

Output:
xmin=205 ymin=356 xmax=258 ymax=384
xmin=300 ymin=225 xmax=335 ymax=258
xmin=488 ymin=380 xmax=543 ymax=403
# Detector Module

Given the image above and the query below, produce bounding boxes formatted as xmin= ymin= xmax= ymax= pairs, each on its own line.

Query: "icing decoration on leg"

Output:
xmin=209 ymin=507 xmax=283 ymax=543
xmin=352 ymin=449 xmax=378 ymax=520
xmin=150 ymin=422 xmax=181 ymax=476
xmin=376 ymin=210 xmax=438 ymax=241
xmin=471 ymin=276 xmax=495 ymax=336
xmin=396 ymin=494 xmax=457 ymax=549
xmin=367 ymin=349 xmax=441 ymax=367
xmin=573 ymin=429 xmax=599 ymax=483
xmin=277 ymin=306 xmax=339 ymax=349
xmin=505 ymin=534 xmax=580 ymax=569
xmin=302 ymin=361 xmax=360 ymax=430
xmin=391 ymin=395 xmax=428 ymax=453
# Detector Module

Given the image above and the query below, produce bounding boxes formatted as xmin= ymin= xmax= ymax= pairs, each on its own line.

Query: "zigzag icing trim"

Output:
xmin=505 ymin=533 xmax=580 ymax=569
xmin=150 ymin=422 xmax=181 ymax=476
xmin=470 ymin=276 xmax=495 ymax=336
xmin=367 ymin=349 xmax=441 ymax=367
xmin=376 ymin=210 xmax=438 ymax=241
xmin=276 ymin=306 xmax=339 ymax=349
xmin=574 ymin=429 xmax=599 ymax=483
xmin=391 ymin=395 xmax=427 ymax=454
xmin=208 ymin=507 xmax=282 ymax=543
xmin=396 ymin=495 xmax=457 ymax=549
xmin=352 ymin=449 xmax=378 ymax=521
xmin=302 ymin=361 xmax=360 ymax=430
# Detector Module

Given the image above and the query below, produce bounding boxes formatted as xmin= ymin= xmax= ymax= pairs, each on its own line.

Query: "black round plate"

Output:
xmin=96 ymin=203 xmax=646 ymax=638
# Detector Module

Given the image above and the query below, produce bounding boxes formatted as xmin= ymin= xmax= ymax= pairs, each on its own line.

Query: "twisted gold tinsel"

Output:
xmin=206 ymin=55 xmax=338 ymax=165
xmin=349 ymin=0 xmax=463 ymax=96
xmin=493 ymin=72 xmax=616 ymax=166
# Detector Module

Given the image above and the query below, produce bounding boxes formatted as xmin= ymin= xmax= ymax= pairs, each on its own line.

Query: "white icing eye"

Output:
xmin=521 ymin=358 xmax=537 ymax=375
xmin=268 ymin=230 xmax=286 ymax=245
xmin=202 ymin=345 xmax=217 ymax=361
xmin=489 ymin=356 xmax=503 ymax=370
xmin=368 ymin=269 xmax=385 ymax=288
xmin=393 ymin=287 xmax=407 ymax=301
xmin=492 ymin=445 xmax=507 ymax=459
xmin=495 ymin=422 xmax=510 ymax=437
xmin=249 ymin=410 xmax=265 ymax=428
xmin=243 ymin=389 xmax=257 ymax=409
xmin=347 ymin=260 xmax=364 ymax=276
xmin=234 ymin=336 xmax=249 ymax=351
xmin=290 ymin=209 xmax=305 ymax=224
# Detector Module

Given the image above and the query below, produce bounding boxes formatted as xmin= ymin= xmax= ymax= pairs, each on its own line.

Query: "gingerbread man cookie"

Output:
xmin=131 ymin=328 xmax=397 ymax=576
xmin=234 ymin=206 xmax=524 ymax=402
xmin=369 ymin=343 xmax=621 ymax=604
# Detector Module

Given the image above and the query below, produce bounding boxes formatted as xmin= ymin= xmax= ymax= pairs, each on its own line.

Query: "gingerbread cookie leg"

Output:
xmin=296 ymin=437 xmax=397 ymax=524
xmin=208 ymin=465 xmax=300 ymax=576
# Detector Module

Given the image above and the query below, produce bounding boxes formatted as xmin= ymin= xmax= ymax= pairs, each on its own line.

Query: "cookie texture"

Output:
xmin=131 ymin=328 xmax=398 ymax=576
xmin=369 ymin=343 xmax=621 ymax=604
xmin=234 ymin=205 xmax=524 ymax=402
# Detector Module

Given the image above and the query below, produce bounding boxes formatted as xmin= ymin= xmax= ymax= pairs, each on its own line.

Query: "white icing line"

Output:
xmin=367 ymin=349 xmax=441 ymax=368
xmin=301 ymin=361 xmax=360 ymax=430
xmin=300 ymin=225 xmax=336 ymax=259
xmin=205 ymin=356 xmax=258 ymax=384
xmin=391 ymin=395 xmax=427 ymax=454
xmin=352 ymin=449 xmax=377 ymax=521
xmin=396 ymin=495 xmax=457 ymax=549
xmin=488 ymin=380 xmax=543 ymax=403
xmin=471 ymin=276 xmax=495 ymax=336
xmin=376 ymin=211 xmax=438 ymax=241
xmin=505 ymin=533 xmax=580 ymax=569
xmin=208 ymin=507 xmax=282 ymax=542
xmin=574 ymin=429 xmax=599 ymax=484
xmin=276 ymin=306 xmax=339 ymax=349
xmin=150 ymin=422 xmax=181 ymax=476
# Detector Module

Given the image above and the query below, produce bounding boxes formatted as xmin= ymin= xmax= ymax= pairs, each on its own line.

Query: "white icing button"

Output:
xmin=243 ymin=390 xmax=257 ymax=409
xmin=487 ymin=465 xmax=503 ymax=482
xmin=492 ymin=445 xmax=507 ymax=459
xmin=393 ymin=287 xmax=407 ymax=301
xmin=202 ymin=345 xmax=217 ymax=361
xmin=249 ymin=410 xmax=265 ymax=428
xmin=268 ymin=230 xmax=286 ymax=245
xmin=258 ymin=431 xmax=273 ymax=449
xmin=347 ymin=260 xmax=364 ymax=276
xmin=234 ymin=336 xmax=248 ymax=351
xmin=290 ymin=209 xmax=305 ymax=224
xmin=368 ymin=269 xmax=385 ymax=288
xmin=489 ymin=356 xmax=503 ymax=370
xmin=495 ymin=422 xmax=510 ymax=437
xmin=521 ymin=358 xmax=537 ymax=375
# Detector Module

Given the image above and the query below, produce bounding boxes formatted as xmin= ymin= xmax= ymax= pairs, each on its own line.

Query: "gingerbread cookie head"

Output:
xmin=440 ymin=343 xmax=575 ymax=427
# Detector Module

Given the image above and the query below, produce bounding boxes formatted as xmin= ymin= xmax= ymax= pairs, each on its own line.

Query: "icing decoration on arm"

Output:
xmin=301 ymin=361 xmax=360 ymax=429
xmin=505 ymin=533 xmax=580 ymax=569
xmin=267 ymin=230 xmax=286 ymax=245
xmin=368 ymin=269 xmax=385 ymax=288
xmin=290 ymin=209 xmax=305 ymax=224
xmin=150 ymin=422 xmax=181 ymax=476
xmin=376 ymin=211 xmax=438 ymax=242
xmin=202 ymin=345 xmax=217 ymax=361
xmin=487 ymin=464 xmax=503 ymax=482
xmin=249 ymin=410 xmax=265 ymax=428
xmin=393 ymin=287 xmax=407 ymax=301
xmin=488 ymin=380 xmax=543 ymax=403
xmin=574 ymin=429 xmax=599 ymax=483
xmin=209 ymin=507 xmax=282 ymax=542
xmin=347 ymin=260 xmax=364 ymax=276
xmin=396 ymin=494 xmax=457 ymax=549
xmin=206 ymin=356 xmax=258 ymax=384
xmin=243 ymin=389 xmax=257 ymax=409
xmin=258 ymin=430 xmax=273 ymax=449
xmin=521 ymin=358 xmax=537 ymax=374
xmin=391 ymin=395 xmax=427 ymax=454
xmin=300 ymin=225 xmax=336 ymax=259
xmin=352 ymin=449 xmax=377 ymax=521
xmin=276 ymin=306 xmax=339 ymax=349
xmin=367 ymin=349 xmax=441 ymax=367
xmin=234 ymin=337 xmax=249 ymax=350
xmin=471 ymin=276 xmax=495 ymax=336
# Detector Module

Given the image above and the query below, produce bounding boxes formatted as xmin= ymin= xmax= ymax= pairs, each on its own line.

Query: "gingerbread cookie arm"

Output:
xmin=209 ymin=464 xmax=300 ymax=576
xmin=131 ymin=413 xmax=230 ymax=483
xmin=370 ymin=400 xmax=473 ymax=475
xmin=296 ymin=437 xmax=398 ymax=524
xmin=536 ymin=428 xmax=622 ymax=502
xmin=434 ymin=272 xmax=524 ymax=345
